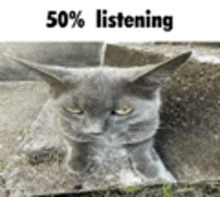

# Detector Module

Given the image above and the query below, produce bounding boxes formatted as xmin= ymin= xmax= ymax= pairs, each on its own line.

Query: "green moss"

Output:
xmin=161 ymin=184 xmax=202 ymax=197
xmin=124 ymin=185 xmax=140 ymax=192
xmin=1 ymin=162 xmax=6 ymax=170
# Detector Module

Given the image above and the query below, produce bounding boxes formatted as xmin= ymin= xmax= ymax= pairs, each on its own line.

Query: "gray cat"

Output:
xmin=5 ymin=51 xmax=191 ymax=183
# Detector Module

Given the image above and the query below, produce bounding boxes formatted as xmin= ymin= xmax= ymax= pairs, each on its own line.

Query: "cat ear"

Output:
xmin=5 ymin=53 xmax=73 ymax=97
xmin=131 ymin=51 xmax=192 ymax=88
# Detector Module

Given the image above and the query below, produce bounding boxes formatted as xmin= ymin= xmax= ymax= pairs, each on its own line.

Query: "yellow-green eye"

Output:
xmin=65 ymin=106 xmax=83 ymax=114
xmin=115 ymin=108 xmax=133 ymax=115
xmin=114 ymin=103 xmax=133 ymax=116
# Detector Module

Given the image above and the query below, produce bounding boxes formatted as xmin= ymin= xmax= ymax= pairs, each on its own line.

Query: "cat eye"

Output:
xmin=113 ymin=103 xmax=133 ymax=116
xmin=64 ymin=106 xmax=83 ymax=114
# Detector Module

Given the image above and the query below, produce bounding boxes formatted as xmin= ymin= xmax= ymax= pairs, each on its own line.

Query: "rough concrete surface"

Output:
xmin=0 ymin=42 xmax=105 ymax=80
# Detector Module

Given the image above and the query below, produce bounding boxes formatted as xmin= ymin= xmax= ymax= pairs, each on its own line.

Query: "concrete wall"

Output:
xmin=0 ymin=42 xmax=105 ymax=80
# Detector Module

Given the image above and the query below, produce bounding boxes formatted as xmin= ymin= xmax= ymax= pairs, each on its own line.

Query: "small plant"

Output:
xmin=161 ymin=184 xmax=196 ymax=197
xmin=175 ymin=184 xmax=194 ymax=193
xmin=1 ymin=162 xmax=6 ymax=170
xmin=124 ymin=185 xmax=140 ymax=192
xmin=161 ymin=184 xmax=172 ymax=197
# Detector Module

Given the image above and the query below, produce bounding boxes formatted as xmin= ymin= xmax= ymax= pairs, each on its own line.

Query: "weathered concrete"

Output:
xmin=0 ymin=42 xmax=105 ymax=80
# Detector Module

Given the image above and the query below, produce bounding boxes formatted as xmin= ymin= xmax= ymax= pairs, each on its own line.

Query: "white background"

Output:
xmin=0 ymin=0 xmax=219 ymax=42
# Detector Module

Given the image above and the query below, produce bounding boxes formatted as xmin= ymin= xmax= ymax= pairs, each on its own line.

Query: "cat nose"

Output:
xmin=84 ymin=118 xmax=104 ymax=134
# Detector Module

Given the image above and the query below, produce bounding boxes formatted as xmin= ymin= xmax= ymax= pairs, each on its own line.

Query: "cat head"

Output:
xmin=5 ymin=52 xmax=191 ymax=145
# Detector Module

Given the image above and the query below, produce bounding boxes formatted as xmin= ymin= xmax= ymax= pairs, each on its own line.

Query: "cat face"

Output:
xmin=50 ymin=67 xmax=161 ymax=145
xmin=5 ymin=52 xmax=191 ymax=147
